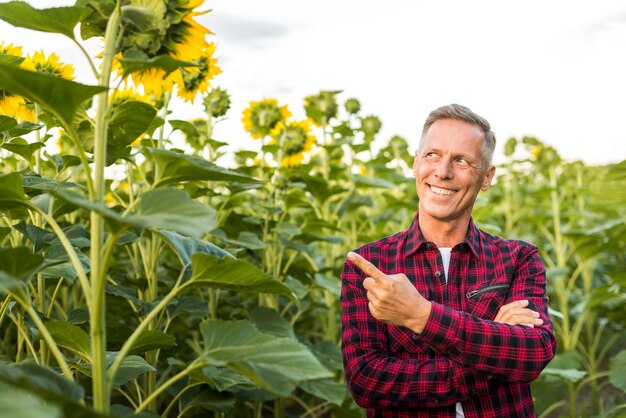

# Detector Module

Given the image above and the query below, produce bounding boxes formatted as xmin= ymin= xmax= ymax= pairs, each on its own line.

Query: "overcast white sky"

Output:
xmin=3 ymin=0 xmax=626 ymax=165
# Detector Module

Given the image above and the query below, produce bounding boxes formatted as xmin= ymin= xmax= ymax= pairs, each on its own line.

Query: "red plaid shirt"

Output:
xmin=341 ymin=213 xmax=556 ymax=417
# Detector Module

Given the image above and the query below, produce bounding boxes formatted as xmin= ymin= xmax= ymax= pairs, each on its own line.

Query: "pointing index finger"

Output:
xmin=347 ymin=252 xmax=387 ymax=282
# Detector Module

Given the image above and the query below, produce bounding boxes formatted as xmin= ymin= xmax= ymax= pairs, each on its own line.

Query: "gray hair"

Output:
xmin=419 ymin=104 xmax=496 ymax=168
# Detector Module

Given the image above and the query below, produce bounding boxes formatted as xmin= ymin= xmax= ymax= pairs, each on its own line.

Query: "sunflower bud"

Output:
xmin=360 ymin=115 xmax=382 ymax=142
xmin=304 ymin=90 xmax=339 ymax=126
xmin=344 ymin=98 xmax=361 ymax=114
xmin=203 ymin=87 xmax=231 ymax=118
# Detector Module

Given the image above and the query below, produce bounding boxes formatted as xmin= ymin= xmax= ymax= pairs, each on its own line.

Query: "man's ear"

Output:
xmin=481 ymin=165 xmax=496 ymax=191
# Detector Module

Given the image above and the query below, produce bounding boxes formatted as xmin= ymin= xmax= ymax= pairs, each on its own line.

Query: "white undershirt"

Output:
xmin=438 ymin=248 xmax=465 ymax=418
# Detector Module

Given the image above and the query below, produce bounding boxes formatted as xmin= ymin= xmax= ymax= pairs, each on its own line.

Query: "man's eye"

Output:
xmin=456 ymin=157 xmax=469 ymax=165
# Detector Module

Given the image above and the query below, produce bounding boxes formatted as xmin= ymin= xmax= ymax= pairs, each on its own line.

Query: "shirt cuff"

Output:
xmin=419 ymin=302 xmax=463 ymax=354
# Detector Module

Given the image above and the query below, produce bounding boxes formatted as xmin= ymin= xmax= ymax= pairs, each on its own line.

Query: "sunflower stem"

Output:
xmin=90 ymin=1 xmax=121 ymax=413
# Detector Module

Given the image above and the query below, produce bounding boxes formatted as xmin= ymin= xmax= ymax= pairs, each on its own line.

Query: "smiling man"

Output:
xmin=341 ymin=104 xmax=556 ymax=417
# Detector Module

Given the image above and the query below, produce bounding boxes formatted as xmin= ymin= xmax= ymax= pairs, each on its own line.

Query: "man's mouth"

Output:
xmin=430 ymin=185 xmax=457 ymax=196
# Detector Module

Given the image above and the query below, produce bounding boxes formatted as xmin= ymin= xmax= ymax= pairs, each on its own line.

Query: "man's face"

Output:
xmin=413 ymin=118 xmax=495 ymax=225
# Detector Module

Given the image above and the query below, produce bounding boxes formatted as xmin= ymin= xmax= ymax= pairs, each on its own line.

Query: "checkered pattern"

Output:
xmin=341 ymin=213 xmax=556 ymax=417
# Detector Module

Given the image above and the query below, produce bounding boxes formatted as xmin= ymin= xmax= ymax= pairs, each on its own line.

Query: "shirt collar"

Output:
xmin=405 ymin=212 xmax=481 ymax=259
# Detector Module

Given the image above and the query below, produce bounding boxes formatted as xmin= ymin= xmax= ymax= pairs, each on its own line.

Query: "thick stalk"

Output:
xmin=90 ymin=3 xmax=121 ymax=413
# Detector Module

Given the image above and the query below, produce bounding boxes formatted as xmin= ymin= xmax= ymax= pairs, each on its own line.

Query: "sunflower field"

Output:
xmin=0 ymin=2 xmax=624 ymax=418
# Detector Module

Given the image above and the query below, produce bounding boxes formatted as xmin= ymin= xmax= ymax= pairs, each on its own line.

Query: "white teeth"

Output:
xmin=431 ymin=185 xmax=456 ymax=195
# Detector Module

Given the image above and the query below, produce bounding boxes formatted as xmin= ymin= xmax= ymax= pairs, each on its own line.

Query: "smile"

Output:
xmin=430 ymin=185 xmax=457 ymax=196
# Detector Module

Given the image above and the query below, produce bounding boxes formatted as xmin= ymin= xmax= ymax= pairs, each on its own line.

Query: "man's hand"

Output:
xmin=494 ymin=299 xmax=543 ymax=327
xmin=347 ymin=252 xmax=432 ymax=333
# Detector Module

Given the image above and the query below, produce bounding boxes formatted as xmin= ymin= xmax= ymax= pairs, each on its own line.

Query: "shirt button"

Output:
xmin=469 ymin=389 xmax=477 ymax=396
xmin=426 ymin=243 xmax=432 ymax=249
xmin=434 ymin=271 xmax=442 ymax=278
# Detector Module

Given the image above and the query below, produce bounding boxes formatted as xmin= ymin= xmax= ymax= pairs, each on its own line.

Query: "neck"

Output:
xmin=418 ymin=213 xmax=470 ymax=248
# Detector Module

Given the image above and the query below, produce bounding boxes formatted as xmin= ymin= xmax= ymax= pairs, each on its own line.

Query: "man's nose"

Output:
xmin=434 ymin=158 xmax=453 ymax=179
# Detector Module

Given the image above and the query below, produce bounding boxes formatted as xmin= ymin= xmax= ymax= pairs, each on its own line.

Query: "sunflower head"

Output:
xmin=242 ymin=99 xmax=291 ymax=139
xmin=203 ymin=87 xmax=230 ymax=118
xmin=0 ymin=42 xmax=33 ymax=121
xmin=270 ymin=120 xmax=316 ymax=167
xmin=0 ymin=41 xmax=24 ymax=65
xmin=304 ymin=90 xmax=339 ymax=127
xmin=360 ymin=115 xmax=382 ymax=143
xmin=176 ymin=44 xmax=222 ymax=102
xmin=344 ymin=98 xmax=361 ymax=115
xmin=21 ymin=51 xmax=75 ymax=80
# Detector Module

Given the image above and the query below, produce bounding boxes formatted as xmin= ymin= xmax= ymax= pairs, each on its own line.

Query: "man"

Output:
xmin=341 ymin=104 xmax=556 ymax=417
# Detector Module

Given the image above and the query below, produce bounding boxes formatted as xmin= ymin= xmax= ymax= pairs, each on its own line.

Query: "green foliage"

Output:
xmin=0 ymin=3 xmax=623 ymax=418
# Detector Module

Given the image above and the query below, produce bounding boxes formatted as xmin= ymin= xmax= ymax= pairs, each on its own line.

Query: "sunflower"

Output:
xmin=176 ymin=43 xmax=221 ymax=102
xmin=242 ymin=99 xmax=291 ymax=139
xmin=0 ymin=42 xmax=34 ymax=121
xmin=304 ymin=90 xmax=339 ymax=127
xmin=112 ymin=0 xmax=218 ymax=100
xmin=270 ymin=120 xmax=316 ymax=167
xmin=21 ymin=51 xmax=75 ymax=80
xmin=109 ymin=85 xmax=152 ymax=106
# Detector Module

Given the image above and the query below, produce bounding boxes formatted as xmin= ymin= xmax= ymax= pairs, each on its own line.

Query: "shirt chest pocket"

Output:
xmin=465 ymin=282 xmax=510 ymax=320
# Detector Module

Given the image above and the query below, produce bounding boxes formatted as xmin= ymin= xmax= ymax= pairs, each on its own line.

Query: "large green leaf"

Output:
xmin=45 ymin=320 xmax=90 ymax=360
xmin=250 ymin=307 xmax=295 ymax=339
xmin=41 ymin=243 xmax=91 ymax=283
xmin=106 ymin=100 xmax=156 ymax=165
xmin=105 ymin=353 xmax=156 ymax=387
xmin=609 ymin=350 xmax=626 ymax=392
xmin=190 ymin=254 xmax=295 ymax=300
xmin=0 ymin=172 xmax=29 ymax=210
xmin=0 ymin=3 xmax=90 ymax=39
xmin=0 ymin=382 xmax=61 ymax=418
xmin=200 ymin=319 xmax=332 ymax=396
xmin=197 ymin=366 xmax=256 ymax=392
xmin=0 ymin=271 xmax=26 ymax=293
xmin=135 ymin=189 xmax=216 ymax=238
xmin=52 ymin=188 xmax=215 ymax=238
xmin=2 ymin=139 xmax=44 ymax=161
xmin=155 ymin=230 xmax=232 ymax=279
xmin=126 ymin=329 xmax=176 ymax=355
xmin=541 ymin=367 xmax=587 ymax=383
xmin=0 ymin=361 xmax=84 ymax=403
xmin=0 ymin=62 xmax=105 ymax=129
xmin=0 ymin=247 xmax=44 ymax=279
xmin=148 ymin=147 xmax=260 ymax=187
xmin=299 ymin=378 xmax=347 ymax=406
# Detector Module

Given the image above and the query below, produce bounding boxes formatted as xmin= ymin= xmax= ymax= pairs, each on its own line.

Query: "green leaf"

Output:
xmin=45 ymin=320 xmax=90 ymax=360
xmin=250 ymin=307 xmax=296 ymax=339
xmin=609 ymin=350 xmax=626 ymax=392
xmin=0 ymin=247 xmax=44 ymax=279
xmin=314 ymin=273 xmax=341 ymax=297
xmin=40 ymin=243 xmax=91 ymax=284
xmin=541 ymin=367 xmax=587 ymax=383
xmin=155 ymin=230 xmax=232 ymax=277
xmin=0 ymin=271 xmax=26 ymax=293
xmin=23 ymin=176 xmax=82 ymax=193
xmin=117 ymin=49 xmax=197 ymax=78
xmin=190 ymin=254 xmax=295 ymax=300
xmin=2 ymin=140 xmax=45 ymax=161
xmin=0 ymin=361 xmax=84 ymax=403
xmin=106 ymin=353 xmax=156 ymax=387
xmin=51 ymin=188 xmax=215 ymax=238
xmin=200 ymin=319 xmax=332 ymax=396
xmin=0 ymin=115 xmax=18 ymax=133
xmin=198 ymin=366 xmax=256 ymax=391
xmin=0 ymin=3 xmax=90 ymax=39
xmin=352 ymin=174 xmax=396 ymax=189
xmin=299 ymin=378 xmax=347 ymax=406
xmin=227 ymin=231 xmax=266 ymax=250
xmin=126 ymin=330 xmax=176 ymax=356
xmin=0 ymin=172 xmax=29 ymax=210
xmin=169 ymin=119 xmax=200 ymax=140
xmin=135 ymin=189 xmax=216 ymax=238
xmin=0 ymin=381 xmax=61 ymax=418
xmin=0 ymin=62 xmax=106 ymax=129
xmin=106 ymin=100 xmax=156 ymax=165
xmin=148 ymin=147 xmax=260 ymax=187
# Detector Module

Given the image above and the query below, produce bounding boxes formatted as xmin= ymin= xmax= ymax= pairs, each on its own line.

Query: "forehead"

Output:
xmin=422 ymin=119 xmax=485 ymax=153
